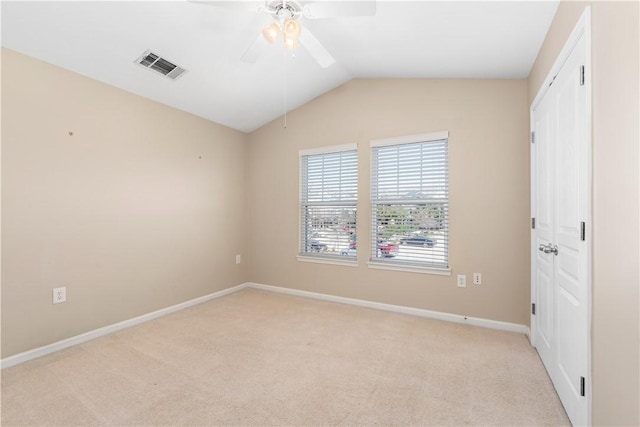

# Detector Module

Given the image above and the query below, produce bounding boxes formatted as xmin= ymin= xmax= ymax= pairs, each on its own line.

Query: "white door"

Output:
xmin=531 ymin=13 xmax=590 ymax=427
xmin=533 ymin=82 xmax=556 ymax=374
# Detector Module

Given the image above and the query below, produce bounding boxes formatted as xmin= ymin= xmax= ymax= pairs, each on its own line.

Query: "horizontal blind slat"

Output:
xmin=301 ymin=149 xmax=358 ymax=257
xmin=371 ymin=139 xmax=449 ymax=268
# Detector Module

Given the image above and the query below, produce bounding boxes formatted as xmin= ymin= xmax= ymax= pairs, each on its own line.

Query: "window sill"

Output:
xmin=367 ymin=261 xmax=451 ymax=276
xmin=297 ymin=255 xmax=358 ymax=267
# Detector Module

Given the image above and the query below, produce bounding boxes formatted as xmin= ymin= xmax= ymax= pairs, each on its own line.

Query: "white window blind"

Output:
xmin=371 ymin=135 xmax=449 ymax=268
xmin=300 ymin=147 xmax=357 ymax=259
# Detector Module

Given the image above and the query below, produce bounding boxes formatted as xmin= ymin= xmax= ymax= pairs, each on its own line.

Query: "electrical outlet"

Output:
xmin=473 ymin=273 xmax=482 ymax=285
xmin=457 ymin=275 xmax=466 ymax=288
xmin=235 ymin=255 xmax=241 ymax=264
xmin=53 ymin=287 xmax=66 ymax=304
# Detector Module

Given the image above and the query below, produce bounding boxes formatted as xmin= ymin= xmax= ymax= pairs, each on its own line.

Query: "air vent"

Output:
xmin=135 ymin=50 xmax=187 ymax=80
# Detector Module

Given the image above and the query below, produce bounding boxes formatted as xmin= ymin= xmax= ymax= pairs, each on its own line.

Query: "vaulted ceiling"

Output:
xmin=1 ymin=1 xmax=559 ymax=132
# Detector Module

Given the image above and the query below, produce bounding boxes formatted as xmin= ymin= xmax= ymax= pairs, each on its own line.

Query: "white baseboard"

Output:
xmin=0 ymin=283 xmax=248 ymax=369
xmin=2 ymin=281 xmax=529 ymax=369
xmin=246 ymin=282 xmax=529 ymax=335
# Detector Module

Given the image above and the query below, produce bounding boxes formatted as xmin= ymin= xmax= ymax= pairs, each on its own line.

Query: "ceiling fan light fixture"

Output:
xmin=284 ymin=36 xmax=300 ymax=51
xmin=283 ymin=18 xmax=301 ymax=39
xmin=262 ymin=22 xmax=281 ymax=44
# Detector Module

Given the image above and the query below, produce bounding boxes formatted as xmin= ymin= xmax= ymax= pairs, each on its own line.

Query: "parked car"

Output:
xmin=399 ymin=236 xmax=437 ymax=247
xmin=377 ymin=241 xmax=399 ymax=257
xmin=310 ymin=240 xmax=328 ymax=252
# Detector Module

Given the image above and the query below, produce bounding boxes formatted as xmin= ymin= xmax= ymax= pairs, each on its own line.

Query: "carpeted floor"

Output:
xmin=1 ymin=288 xmax=570 ymax=426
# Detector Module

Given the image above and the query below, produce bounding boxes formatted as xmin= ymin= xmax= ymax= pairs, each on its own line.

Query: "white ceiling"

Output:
xmin=1 ymin=1 xmax=558 ymax=133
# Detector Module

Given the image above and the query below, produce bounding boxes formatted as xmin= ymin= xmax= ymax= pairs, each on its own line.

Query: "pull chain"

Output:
xmin=283 ymin=45 xmax=288 ymax=128
xmin=283 ymin=0 xmax=289 ymax=130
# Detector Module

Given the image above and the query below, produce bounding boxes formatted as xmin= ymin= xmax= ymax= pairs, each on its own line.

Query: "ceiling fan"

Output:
xmin=198 ymin=0 xmax=377 ymax=68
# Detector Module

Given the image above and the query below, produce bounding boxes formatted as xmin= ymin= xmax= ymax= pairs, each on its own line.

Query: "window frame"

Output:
xmin=368 ymin=131 xmax=451 ymax=275
xmin=297 ymin=143 xmax=358 ymax=267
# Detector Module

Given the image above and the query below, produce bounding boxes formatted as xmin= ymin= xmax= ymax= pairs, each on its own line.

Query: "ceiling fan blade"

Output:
xmin=241 ymin=33 xmax=268 ymax=63
xmin=299 ymin=27 xmax=336 ymax=68
xmin=302 ymin=1 xmax=376 ymax=19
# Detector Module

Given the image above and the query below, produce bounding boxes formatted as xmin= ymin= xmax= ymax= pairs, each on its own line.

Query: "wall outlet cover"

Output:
xmin=53 ymin=287 xmax=67 ymax=304
xmin=473 ymin=273 xmax=482 ymax=285
xmin=457 ymin=275 xmax=466 ymax=288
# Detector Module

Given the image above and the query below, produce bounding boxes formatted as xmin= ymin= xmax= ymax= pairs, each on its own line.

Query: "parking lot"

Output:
xmin=310 ymin=229 xmax=446 ymax=264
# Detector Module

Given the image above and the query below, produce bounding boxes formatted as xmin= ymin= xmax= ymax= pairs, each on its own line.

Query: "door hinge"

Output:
xmin=549 ymin=74 xmax=557 ymax=87
xmin=531 ymin=131 xmax=535 ymax=144
xmin=580 ymin=65 xmax=585 ymax=86
xmin=580 ymin=221 xmax=586 ymax=241
xmin=532 ymin=303 xmax=536 ymax=315
xmin=531 ymin=217 xmax=536 ymax=229
xmin=580 ymin=376 xmax=586 ymax=396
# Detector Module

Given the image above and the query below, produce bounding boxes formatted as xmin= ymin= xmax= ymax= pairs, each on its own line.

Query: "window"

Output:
xmin=299 ymin=144 xmax=357 ymax=261
xmin=370 ymin=132 xmax=449 ymax=271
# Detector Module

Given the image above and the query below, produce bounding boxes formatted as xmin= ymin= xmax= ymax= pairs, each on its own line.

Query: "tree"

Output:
xmin=376 ymin=205 xmax=413 ymax=240
xmin=411 ymin=204 xmax=445 ymax=231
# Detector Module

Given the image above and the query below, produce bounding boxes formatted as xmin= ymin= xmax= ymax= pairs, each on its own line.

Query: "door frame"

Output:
xmin=529 ymin=6 xmax=592 ymax=425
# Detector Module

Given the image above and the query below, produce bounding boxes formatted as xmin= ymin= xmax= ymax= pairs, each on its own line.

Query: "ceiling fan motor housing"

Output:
xmin=267 ymin=0 xmax=302 ymax=22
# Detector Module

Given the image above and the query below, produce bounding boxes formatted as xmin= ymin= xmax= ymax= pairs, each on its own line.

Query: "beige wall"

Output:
xmin=528 ymin=2 xmax=640 ymax=425
xmin=247 ymin=79 xmax=530 ymax=326
xmin=1 ymin=48 xmax=249 ymax=358
xmin=4 ymin=4 xmax=638 ymax=422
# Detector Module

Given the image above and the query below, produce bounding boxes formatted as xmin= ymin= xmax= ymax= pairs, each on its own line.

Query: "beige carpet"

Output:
xmin=1 ymin=288 xmax=570 ymax=426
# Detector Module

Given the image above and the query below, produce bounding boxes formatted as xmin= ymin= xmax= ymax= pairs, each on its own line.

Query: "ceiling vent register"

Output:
xmin=135 ymin=50 xmax=187 ymax=80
